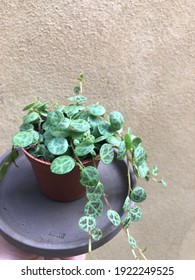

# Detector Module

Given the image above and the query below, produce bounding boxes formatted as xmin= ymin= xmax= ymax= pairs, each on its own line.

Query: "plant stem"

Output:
xmin=126 ymin=156 xmax=132 ymax=197
xmin=88 ymin=232 xmax=92 ymax=259
xmin=70 ymin=141 xmax=84 ymax=170
xmin=103 ymin=194 xmax=112 ymax=210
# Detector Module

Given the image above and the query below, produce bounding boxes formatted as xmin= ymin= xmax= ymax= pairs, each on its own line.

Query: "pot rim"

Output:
xmin=22 ymin=148 xmax=99 ymax=167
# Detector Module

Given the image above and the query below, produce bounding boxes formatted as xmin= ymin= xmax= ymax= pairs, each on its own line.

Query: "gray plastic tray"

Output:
xmin=0 ymin=150 xmax=136 ymax=257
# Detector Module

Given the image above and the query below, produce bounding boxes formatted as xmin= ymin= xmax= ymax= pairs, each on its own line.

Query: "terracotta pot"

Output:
xmin=22 ymin=149 xmax=99 ymax=202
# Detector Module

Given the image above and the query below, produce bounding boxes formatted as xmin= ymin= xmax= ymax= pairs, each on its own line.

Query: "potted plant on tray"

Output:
xmin=0 ymin=73 xmax=166 ymax=259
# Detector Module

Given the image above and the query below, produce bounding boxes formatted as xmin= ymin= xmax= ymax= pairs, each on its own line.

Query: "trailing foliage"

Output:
xmin=0 ymin=73 xmax=167 ymax=259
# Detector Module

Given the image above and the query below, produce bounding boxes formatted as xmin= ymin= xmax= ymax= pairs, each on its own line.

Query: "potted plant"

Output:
xmin=0 ymin=73 xmax=166 ymax=259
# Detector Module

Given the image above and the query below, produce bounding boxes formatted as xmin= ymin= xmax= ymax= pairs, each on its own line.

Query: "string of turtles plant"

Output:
xmin=0 ymin=73 xmax=166 ymax=259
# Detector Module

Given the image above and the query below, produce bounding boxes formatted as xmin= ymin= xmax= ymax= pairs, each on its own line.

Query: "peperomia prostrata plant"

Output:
xmin=0 ymin=73 xmax=166 ymax=259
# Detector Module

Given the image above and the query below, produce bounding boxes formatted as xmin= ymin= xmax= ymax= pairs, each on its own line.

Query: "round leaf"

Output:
xmin=117 ymin=140 xmax=126 ymax=160
xmin=50 ymin=155 xmax=75 ymax=174
xmin=86 ymin=182 xmax=104 ymax=200
xmin=67 ymin=95 xmax=87 ymax=103
xmin=100 ymin=143 xmax=114 ymax=165
xmin=47 ymin=111 xmax=64 ymax=126
xmin=106 ymin=135 xmax=121 ymax=148
xmin=109 ymin=111 xmax=124 ymax=130
xmin=152 ymin=165 xmax=158 ymax=176
xmin=56 ymin=118 xmax=70 ymax=130
xmin=23 ymin=112 xmax=40 ymax=124
xmin=30 ymin=130 xmax=40 ymax=143
xmin=80 ymin=166 xmax=100 ymax=187
xmin=19 ymin=123 xmax=34 ymax=131
xmin=84 ymin=199 xmax=103 ymax=218
xmin=98 ymin=121 xmax=114 ymax=136
xmin=12 ymin=131 xmax=33 ymax=148
xmin=91 ymin=228 xmax=103 ymax=241
xmin=47 ymin=137 xmax=68 ymax=155
xmin=136 ymin=161 xmax=150 ymax=178
xmin=134 ymin=145 xmax=147 ymax=166
xmin=64 ymin=104 xmax=84 ymax=118
xmin=78 ymin=216 xmax=96 ymax=232
xmin=69 ymin=119 xmax=90 ymax=133
xmin=75 ymin=142 xmax=95 ymax=157
xmin=129 ymin=205 xmax=142 ymax=222
xmin=123 ymin=196 xmax=131 ymax=211
xmin=128 ymin=236 xmax=137 ymax=249
xmin=107 ymin=210 xmax=121 ymax=226
xmin=132 ymin=136 xmax=142 ymax=150
xmin=121 ymin=214 xmax=132 ymax=229
xmin=88 ymin=104 xmax=106 ymax=116
xmin=130 ymin=186 xmax=147 ymax=203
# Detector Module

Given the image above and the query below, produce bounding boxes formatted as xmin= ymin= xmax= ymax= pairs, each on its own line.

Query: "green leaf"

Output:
xmin=132 ymin=136 xmax=142 ymax=150
xmin=94 ymin=135 xmax=108 ymax=143
xmin=30 ymin=130 xmax=40 ymax=143
xmin=129 ymin=205 xmax=142 ymax=222
xmin=78 ymin=216 xmax=96 ymax=232
xmin=100 ymin=143 xmax=114 ymax=165
xmin=12 ymin=131 xmax=33 ymax=148
xmin=161 ymin=179 xmax=167 ymax=187
xmin=124 ymin=130 xmax=132 ymax=150
xmin=121 ymin=214 xmax=131 ymax=229
xmin=88 ymin=104 xmax=106 ymax=116
xmin=80 ymin=166 xmax=100 ymax=187
xmin=86 ymin=182 xmax=104 ymax=200
xmin=117 ymin=140 xmax=127 ymax=160
xmin=36 ymin=101 xmax=49 ymax=111
xmin=136 ymin=161 xmax=150 ymax=178
xmin=0 ymin=149 xmax=19 ymax=182
xmin=77 ymin=73 xmax=84 ymax=82
xmin=84 ymin=199 xmax=103 ymax=218
xmin=98 ymin=121 xmax=114 ymax=136
xmin=47 ymin=111 xmax=64 ymax=126
xmin=75 ymin=142 xmax=95 ymax=157
xmin=106 ymin=135 xmax=121 ymax=148
xmin=43 ymin=131 xmax=55 ymax=146
xmin=19 ymin=123 xmax=34 ymax=131
xmin=128 ymin=236 xmax=137 ymax=249
xmin=50 ymin=128 xmax=69 ymax=138
xmin=64 ymin=104 xmax=85 ymax=118
xmin=58 ymin=118 xmax=70 ymax=130
xmin=69 ymin=119 xmax=90 ymax=133
xmin=23 ymin=102 xmax=36 ymax=111
xmin=47 ymin=137 xmax=68 ymax=155
xmin=50 ymin=155 xmax=75 ymax=174
xmin=82 ymin=134 xmax=95 ymax=144
xmin=123 ymin=196 xmax=131 ymax=211
xmin=107 ymin=210 xmax=121 ymax=226
xmin=0 ymin=162 xmax=9 ymax=182
xmin=74 ymin=86 xmax=81 ymax=94
xmin=109 ymin=111 xmax=124 ymax=130
xmin=152 ymin=165 xmax=158 ymax=176
xmin=134 ymin=145 xmax=147 ymax=166
xmin=91 ymin=228 xmax=103 ymax=241
xmin=130 ymin=186 xmax=147 ymax=203
xmin=23 ymin=112 xmax=40 ymax=124
xmin=67 ymin=95 xmax=87 ymax=103
xmin=42 ymin=122 xmax=52 ymax=131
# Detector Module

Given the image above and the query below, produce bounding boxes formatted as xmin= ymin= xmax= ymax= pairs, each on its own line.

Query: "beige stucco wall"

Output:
xmin=0 ymin=0 xmax=195 ymax=259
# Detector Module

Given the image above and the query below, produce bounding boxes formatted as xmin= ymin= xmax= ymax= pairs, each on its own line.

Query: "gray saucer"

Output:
xmin=0 ymin=150 xmax=136 ymax=257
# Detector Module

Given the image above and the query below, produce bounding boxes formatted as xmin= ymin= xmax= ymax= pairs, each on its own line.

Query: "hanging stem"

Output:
xmin=88 ymin=232 xmax=92 ymax=260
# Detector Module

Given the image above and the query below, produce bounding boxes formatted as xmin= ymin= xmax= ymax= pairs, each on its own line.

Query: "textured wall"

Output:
xmin=0 ymin=0 xmax=195 ymax=259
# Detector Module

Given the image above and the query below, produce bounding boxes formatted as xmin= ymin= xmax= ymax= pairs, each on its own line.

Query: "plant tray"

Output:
xmin=0 ymin=150 xmax=136 ymax=257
